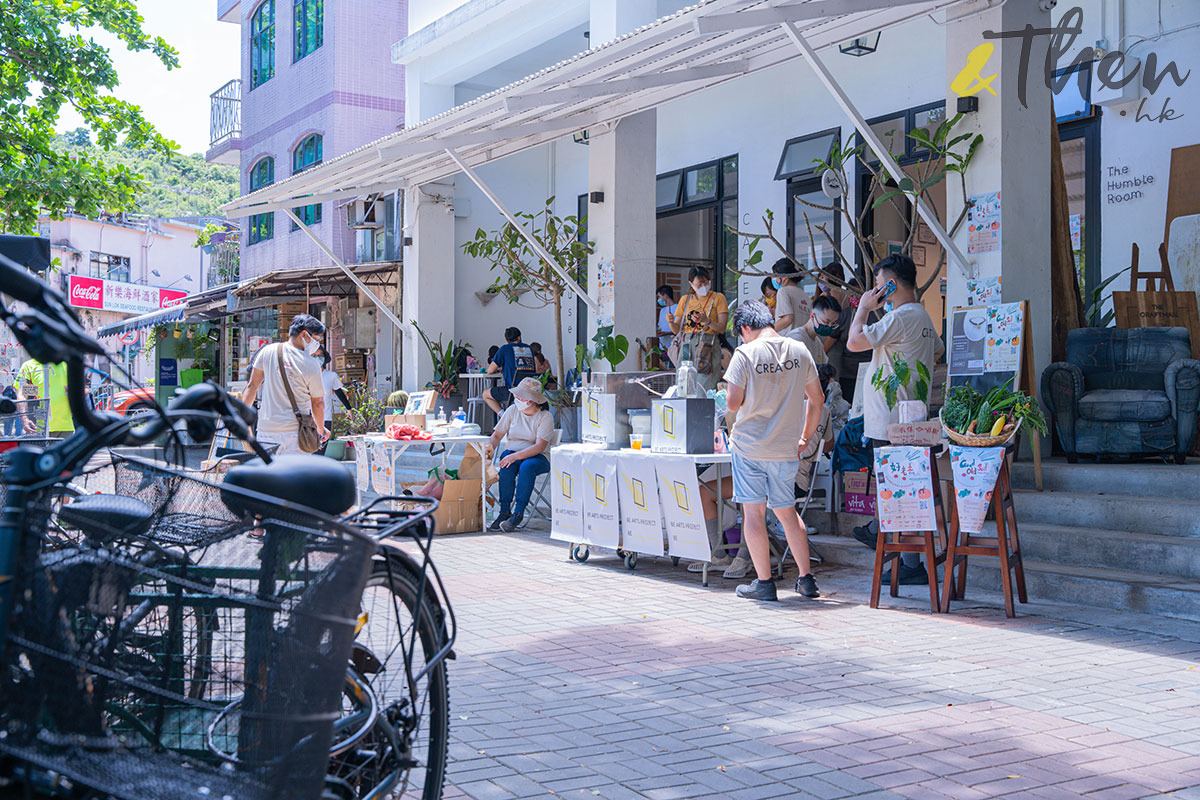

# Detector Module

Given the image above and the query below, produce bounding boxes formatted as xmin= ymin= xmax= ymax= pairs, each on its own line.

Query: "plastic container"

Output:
xmin=454 ymin=406 xmax=467 ymax=424
xmin=629 ymin=434 xmax=645 ymax=451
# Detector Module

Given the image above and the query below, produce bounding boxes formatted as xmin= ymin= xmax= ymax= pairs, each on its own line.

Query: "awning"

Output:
xmin=97 ymin=305 xmax=186 ymax=338
xmin=233 ymin=262 xmax=398 ymax=299
xmin=96 ymin=282 xmax=239 ymax=338
xmin=222 ymin=0 xmax=966 ymax=217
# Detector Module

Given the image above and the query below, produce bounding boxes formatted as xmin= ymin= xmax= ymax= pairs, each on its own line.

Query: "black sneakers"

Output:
xmin=795 ymin=573 xmax=820 ymax=598
xmin=736 ymin=578 xmax=778 ymax=601
xmin=488 ymin=513 xmax=510 ymax=532
xmin=499 ymin=513 xmax=524 ymax=532
xmin=852 ymin=523 xmax=878 ymax=550
xmin=881 ymin=562 xmax=929 ymax=585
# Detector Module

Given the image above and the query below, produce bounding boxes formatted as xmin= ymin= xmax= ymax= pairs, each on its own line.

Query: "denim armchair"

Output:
xmin=1042 ymin=327 xmax=1200 ymax=464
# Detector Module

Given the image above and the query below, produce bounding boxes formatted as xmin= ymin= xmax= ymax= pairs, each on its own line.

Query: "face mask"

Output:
xmin=657 ymin=297 xmax=666 ymax=307
xmin=771 ymin=279 xmax=782 ymax=290
xmin=694 ymin=284 xmax=710 ymax=298
xmin=814 ymin=323 xmax=835 ymax=337
xmin=883 ymin=301 xmax=894 ymax=314
xmin=513 ymin=397 xmax=529 ymax=410
xmin=303 ymin=334 xmax=321 ymax=356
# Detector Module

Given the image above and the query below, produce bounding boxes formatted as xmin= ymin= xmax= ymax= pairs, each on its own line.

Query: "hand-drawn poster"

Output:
xmin=982 ymin=302 xmax=1022 ymax=372
xmin=616 ymin=453 xmax=665 ymax=556
xmin=966 ymin=276 xmax=1002 ymax=306
xmin=581 ymin=449 xmax=620 ymax=550
xmin=550 ymin=445 xmax=591 ymax=543
xmin=966 ymin=191 xmax=1001 ymax=255
xmin=948 ymin=302 xmax=1023 ymax=378
xmin=654 ymin=456 xmax=712 ymax=562
xmin=356 ymin=437 xmax=373 ymax=494
xmin=596 ymin=259 xmax=615 ymax=329
xmin=949 ymin=445 xmax=1005 ymax=533
xmin=874 ymin=446 xmax=936 ymax=533
xmin=1069 ymin=214 xmax=1082 ymax=251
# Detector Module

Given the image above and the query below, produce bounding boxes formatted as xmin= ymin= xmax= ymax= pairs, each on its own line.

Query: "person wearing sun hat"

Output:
xmin=485 ymin=377 xmax=556 ymax=532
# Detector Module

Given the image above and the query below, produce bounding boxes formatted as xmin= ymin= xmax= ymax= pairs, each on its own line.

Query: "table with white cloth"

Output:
xmin=549 ymin=443 xmax=732 ymax=585
xmin=353 ymin=433 xmax=492 ymax=528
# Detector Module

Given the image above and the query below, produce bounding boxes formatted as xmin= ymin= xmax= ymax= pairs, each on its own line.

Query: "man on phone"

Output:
xmin=844 ymin=254 xmax=944 ymax=585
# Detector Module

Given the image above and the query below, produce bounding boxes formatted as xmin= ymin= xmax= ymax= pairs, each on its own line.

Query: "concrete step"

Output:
xmin=810 ymin=534 xmax=1200 ymax=623
xmin=1012 ymin=488 xmax=1200 ymax=537
xmin=1010 ymin=459 xmax=1199 ymax=498
xmin=1014 ymin=522 xmax=1200 ymax=579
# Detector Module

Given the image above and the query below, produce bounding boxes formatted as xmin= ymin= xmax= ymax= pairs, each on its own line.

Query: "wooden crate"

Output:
xmin=340 ymin=368 xmax=367 ymax=385
xmin=335 ymin=353 xmax=366 ymax=372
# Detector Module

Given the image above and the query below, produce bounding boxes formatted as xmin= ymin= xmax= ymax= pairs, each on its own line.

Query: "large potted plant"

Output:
xmin=413 ymin=322 xmax=469 ymax=415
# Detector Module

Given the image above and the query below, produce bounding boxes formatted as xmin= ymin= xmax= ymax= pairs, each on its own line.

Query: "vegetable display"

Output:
xmin=941 ymin=380 xmax=1047 ymax=441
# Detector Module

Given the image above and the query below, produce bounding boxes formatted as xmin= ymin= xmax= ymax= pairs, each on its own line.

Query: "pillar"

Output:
xmin=945 ymin=0 xmax=1053 ymax=393
xmin=586 ymin=110 xmax=657 ymax=352
xmin=589 ymin=0 xmax=659 ymax=44
xmin=402 ymin=180 xmax=456 ymax=389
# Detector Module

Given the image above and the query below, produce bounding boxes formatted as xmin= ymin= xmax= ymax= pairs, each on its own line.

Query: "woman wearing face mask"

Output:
xmin=787 ymin=293 xmax=842 ymax=367
xmin=760 ymin=276 xmax=777 ymax=312
xmin=667 ymin=266 xmax=728 ymax=391
xmin=315 ymin=347 xmax=352 ymax=455
xmin=484 ymin=378 xmax=555 ymax=532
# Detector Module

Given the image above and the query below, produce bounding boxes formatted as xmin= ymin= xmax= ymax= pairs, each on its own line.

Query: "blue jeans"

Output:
xmin=498 ymin=450 xmax=550 ymax=518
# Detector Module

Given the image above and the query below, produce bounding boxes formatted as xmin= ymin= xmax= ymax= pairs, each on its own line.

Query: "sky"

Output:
xmin=57 ymin=2 xmax=241 ymax=156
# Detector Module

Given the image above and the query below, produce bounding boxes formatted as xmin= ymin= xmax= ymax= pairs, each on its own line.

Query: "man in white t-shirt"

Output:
xmin=242 ymin=314 xmax=327 ymax=456
xmin=845 ymin=254 xmax=945 ymax=585
xmin=724 ymin=299 xmax=825 ymax=602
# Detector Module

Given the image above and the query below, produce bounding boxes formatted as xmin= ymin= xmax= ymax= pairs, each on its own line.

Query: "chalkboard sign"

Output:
xmin=947 ymin=301 xmax=1029 ymax=393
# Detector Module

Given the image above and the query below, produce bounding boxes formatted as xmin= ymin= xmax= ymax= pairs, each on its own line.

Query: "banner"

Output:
xmin=874 ymin=446 xmax=936 ymax=533
xmin=616 ymin=452 xmax=665 ymax=556
xmin=549 ymin=445 xmax=590 ymax=543
xmin=949 ymin=445 xmax=1005 ymax=533
xmin=654 ymin=456 xmax=711 ymax=562
xmin=581 ymin=450 xmax=620 ymax=550
xmin=66 ymin=274 xmax=188 ymax=314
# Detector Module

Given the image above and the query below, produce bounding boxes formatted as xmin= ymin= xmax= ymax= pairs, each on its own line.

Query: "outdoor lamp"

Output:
xmin=839 ymin=33 xmax=880 ymax=57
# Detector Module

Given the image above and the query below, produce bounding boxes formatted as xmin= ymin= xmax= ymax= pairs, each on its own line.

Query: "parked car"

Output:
xmin=107 ymin=387 xmax=156 ymax=417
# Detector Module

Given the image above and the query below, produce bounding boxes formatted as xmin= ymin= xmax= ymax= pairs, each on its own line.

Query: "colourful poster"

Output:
xmin=1069 ymin=214 xmax=1082 ymax=251
xmin=949 ymin=446 xmax=1005 ymax=533
xmin=550 ymin=444 xmax=592 ymax=543
xmin=983 ymin=302 xmax=1022 ymax=372
xmin=966 ymin=276 xmax=1002 ymax=306
xmin=616 ymin=452 xmax=665 ymax=557
xmin=581 ymin=450 xmax=621 ymax=550
xmin=874 ymin=446 xmax=936 ymax=533
xmin=966 ymin=191 xmax=1001 ymax=255
xmin=596 ymin=259 xmax=615 ymax=329
xmin=654 ymin=455 xmax=712 ymax=562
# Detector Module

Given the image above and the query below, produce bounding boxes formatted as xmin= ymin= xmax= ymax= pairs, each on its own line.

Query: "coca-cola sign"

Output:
xmin=66 ymin=274 xmax=189 ymax=315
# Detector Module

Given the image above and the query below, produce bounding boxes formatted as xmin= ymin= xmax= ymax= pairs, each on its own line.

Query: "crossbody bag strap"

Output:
xmin=274 ymin=344 xmax=305 ymax=422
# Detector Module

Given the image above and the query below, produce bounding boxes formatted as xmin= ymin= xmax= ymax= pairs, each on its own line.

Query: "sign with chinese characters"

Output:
xmin=66 ymin=275 xmax=188 ymax=315
xmin=616 ymin=452 xmax=665 ymax=557
xmin=874 ymin=446 xmax=936 ymax=533
xmin=654 ymin=455 xmax=712 ymax=562
xmin=949 ymin=445 xmax=1005 ymax=533
xmin=966 ymin=191 xmax=1001 ymax=255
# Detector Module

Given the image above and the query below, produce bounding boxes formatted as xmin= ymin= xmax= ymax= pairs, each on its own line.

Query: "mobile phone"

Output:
xmin=880 ymin=279 xmax=898 ymax=299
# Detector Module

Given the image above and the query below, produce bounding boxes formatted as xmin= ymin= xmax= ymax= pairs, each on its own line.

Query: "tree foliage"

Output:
xmin=1 ymin=0 xmax=180 ymax=233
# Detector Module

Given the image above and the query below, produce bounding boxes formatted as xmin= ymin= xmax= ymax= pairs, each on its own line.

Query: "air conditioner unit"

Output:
xmin=347 ymin=195 xmax=384 ymax=229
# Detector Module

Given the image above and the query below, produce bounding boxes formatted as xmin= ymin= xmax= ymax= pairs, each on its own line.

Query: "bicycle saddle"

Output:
xmin=57 ymin=494 xmax=154 ymax=540
xmin=222 ymin=454 xmax=356 ymax=517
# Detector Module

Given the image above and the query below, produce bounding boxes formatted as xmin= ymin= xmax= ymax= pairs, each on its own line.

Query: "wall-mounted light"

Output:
xmin=956 ymin=96 xmax=979 ymax=114
xmin=838 ymin=33 xmax=880 ymax=57
xmin=589 ymin=191 xmax=604 ymax=204
xmin=573 ymin=129 xmax=590 ymax=146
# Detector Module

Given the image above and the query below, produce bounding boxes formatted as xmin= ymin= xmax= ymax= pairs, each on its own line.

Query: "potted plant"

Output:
xmin=384 ymin=389 xmax=410 ymax=416
xmin=412 ymin=322 xmax=469 ymax=414
xmin=871 ymin=353 xmax=931 ymax=420
xmin=545 ymin=367 xmax=583 ymax=442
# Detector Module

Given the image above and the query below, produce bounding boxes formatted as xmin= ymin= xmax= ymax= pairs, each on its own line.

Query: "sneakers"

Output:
xmin=687 ymin=553 xmax=733 ymax=572
xmin=852 ymin=523 xmax=878 ymax=550
xmin=795 ymin=573 xmax=820 ymax=598
xmin=488 ymin=512 xmax=510 ymax=532
xmin=499 ymin=513 xmax=524 ymax=532
xmin=736 ymin=578 xmax=778 ymax=601
xmin=723 ymin=556 xmax=753 ymax=579
xmin=881 ymin=562 xmax=929 ymax=586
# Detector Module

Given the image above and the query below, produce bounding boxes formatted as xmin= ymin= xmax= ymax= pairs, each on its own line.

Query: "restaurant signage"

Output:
xmin=66 ymin=275 xmax=188 ymax=315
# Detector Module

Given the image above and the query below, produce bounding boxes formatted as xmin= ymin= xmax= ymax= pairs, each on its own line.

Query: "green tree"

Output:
xmin=1 ymin=0 xmax=179 ymax=233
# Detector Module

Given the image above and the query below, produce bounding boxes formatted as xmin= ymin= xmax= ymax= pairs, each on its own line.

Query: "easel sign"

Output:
xmin=404 ymin=390 xmax=436 ymax=415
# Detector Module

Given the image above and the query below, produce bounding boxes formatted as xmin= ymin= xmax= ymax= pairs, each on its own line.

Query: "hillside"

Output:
xmin=55 ymin=131 xmax=239 ymax=219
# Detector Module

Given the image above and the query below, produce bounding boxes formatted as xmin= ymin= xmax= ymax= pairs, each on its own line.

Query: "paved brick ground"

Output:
xmin=406 ymin=527 xmax=1200 ymax=800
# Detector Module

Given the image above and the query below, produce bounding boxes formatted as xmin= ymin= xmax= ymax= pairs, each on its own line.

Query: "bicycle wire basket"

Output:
xmin=0 ymin=455 xmax=376 ymax=800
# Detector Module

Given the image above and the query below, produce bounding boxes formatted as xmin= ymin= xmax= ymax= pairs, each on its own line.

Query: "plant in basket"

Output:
xmin=940 ymin=380 xmax=1047 ymax=444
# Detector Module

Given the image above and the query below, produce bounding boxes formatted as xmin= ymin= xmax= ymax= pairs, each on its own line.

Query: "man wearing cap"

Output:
xmin=485 ymin=377 xmax=555 ymax=532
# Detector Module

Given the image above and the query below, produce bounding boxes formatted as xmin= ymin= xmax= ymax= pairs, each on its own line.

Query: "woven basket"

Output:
xmin=939 ymin=410 xmax=1022 ymax=447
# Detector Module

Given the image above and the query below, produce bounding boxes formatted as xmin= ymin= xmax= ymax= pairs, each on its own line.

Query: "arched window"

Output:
xmin=294 ymin=0 xmax=323 ymax=61
xmin=291 ymin=134 xmax=323 ymax=227
xmin=250 ymin=0 xmax=275 ymax=89
xmin=248 ymin=157 xmax=275 ymax=244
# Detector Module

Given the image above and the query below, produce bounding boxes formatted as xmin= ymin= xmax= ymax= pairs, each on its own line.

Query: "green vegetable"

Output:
xmin=941 ymin=379 xmax=1047 ymax=438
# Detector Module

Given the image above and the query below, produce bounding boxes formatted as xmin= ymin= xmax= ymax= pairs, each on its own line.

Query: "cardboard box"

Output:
xmin=431 ymin=478 xmax=483 ymax=534
xmin=843 ymin=471 xmax=876 ymax=515
xmin=886 ymin=421 xmax=944 ymax=446
xmin=340 ymin=368 xmax=367 ymax=385
xmin=384 ymin=414 xmax=427 ymax=430
xmin=336 ymin=353 xmax=366 ymax=372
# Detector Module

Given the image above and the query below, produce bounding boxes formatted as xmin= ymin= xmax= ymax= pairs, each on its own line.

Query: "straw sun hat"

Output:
xmin=512 ymin=377 xmax=547 ymax=405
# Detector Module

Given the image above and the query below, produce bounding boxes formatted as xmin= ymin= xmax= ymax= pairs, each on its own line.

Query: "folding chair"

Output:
xmin=777 ymin=448 xmax=833 ymax=577
xmin=517 ymin=428 xmax=561 ymax=528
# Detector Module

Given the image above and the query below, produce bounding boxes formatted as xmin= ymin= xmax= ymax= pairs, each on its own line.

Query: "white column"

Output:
xmin=945 ymin=0 xmax=1052 ymax=387
xmin=589 ymin=0 xmax=659 ymax=44
xmin=404 ymin=62 xmax=456 ymax=125
xmin=586 ymin=110 xmax=657 ymax=349
xmin=402 ymin=180 xmax=456 ymax=389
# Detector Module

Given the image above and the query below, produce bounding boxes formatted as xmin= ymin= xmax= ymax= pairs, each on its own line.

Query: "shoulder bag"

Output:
xmin=275 ymin=345 xmax=322 ymax=453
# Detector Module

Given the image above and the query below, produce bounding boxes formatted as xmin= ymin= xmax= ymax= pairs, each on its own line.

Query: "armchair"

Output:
xmin=1042 ymin=327 xmax=1200 ymax=463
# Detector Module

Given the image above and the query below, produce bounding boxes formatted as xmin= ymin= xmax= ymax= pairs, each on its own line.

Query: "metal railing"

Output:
xmin=207 ymin=229 xmax=241 ymax=287
xmin=210 ymin=79 xmax=242 ymax=148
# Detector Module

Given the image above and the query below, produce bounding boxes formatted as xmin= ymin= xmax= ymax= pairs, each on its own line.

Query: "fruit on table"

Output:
xmin=990 ymin=415 xmax=1007 ymax=436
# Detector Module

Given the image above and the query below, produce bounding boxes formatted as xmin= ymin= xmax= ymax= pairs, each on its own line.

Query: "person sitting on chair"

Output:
xmin=484 ymin=327 xmax=536 ymax=415
xmin=485 ymin=377 xmax=554 ymax=532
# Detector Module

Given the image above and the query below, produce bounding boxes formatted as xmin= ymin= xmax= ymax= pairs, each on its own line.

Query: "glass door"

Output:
xmin=1059 ymin=119 xmax=1100 ymax=314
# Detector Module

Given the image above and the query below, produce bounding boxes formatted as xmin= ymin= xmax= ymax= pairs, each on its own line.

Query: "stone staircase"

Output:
xmin=807 ymin=460 xmax=1200 ymax=621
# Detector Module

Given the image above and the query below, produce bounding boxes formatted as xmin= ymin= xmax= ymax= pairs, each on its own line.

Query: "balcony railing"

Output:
xmin=210 ymin=79 xmax=242 ymax=148
xmin=207 ymin=229 xmax=241 ymax=287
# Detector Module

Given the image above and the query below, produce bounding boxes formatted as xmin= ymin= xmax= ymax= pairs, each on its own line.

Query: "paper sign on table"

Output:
xmin=356 ymin=438 xmax=372 ymax=494
xmin=616 ymin=453 xmax=666 ymax=557
xmin=550 ymin=445 xmax=591 ymax=543
xmin=874 ymin=446 xmax=936 ymax=532
xmin=654 ymin=456 xmax=713 ymax=562
xmin=580 ymin=450 xmax=621 ymax=550
xmin=949 ymin=445 xmax=1005 ymax=533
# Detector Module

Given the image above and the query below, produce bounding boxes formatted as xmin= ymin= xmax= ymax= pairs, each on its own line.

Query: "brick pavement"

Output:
xmin=402 ymin=527 xmax=1200 ymax=800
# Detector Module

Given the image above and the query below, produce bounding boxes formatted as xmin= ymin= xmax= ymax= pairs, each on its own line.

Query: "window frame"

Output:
xmin=774 ymin=127 xmax=841 ymax=182
xmin=250 ymin=0 xmax=275 ymax=90
xmin=290 ymin=134 xmax=324 ymax=229
xmin=293 ymin=0 xmax=323 ymax=62
xmin=89 ymin=252 xmax=131 ymax=283
xmin=247 ymin=157 xmax=275 ymax=245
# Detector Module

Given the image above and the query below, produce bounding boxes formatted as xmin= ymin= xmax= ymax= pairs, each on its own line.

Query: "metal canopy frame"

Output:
xmin=224 ymin=0 xmax=976 ymax=319
xmin=233 ymin=262 xmax=398 ymax=299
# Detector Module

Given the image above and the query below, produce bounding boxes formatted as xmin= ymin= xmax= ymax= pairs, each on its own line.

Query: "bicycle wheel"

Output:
xmin=328 ymin=556 xmax=450 ymax=800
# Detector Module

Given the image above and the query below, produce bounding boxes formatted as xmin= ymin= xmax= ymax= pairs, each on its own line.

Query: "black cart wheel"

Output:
xmin=572 ymin=545 xmax=590 ymax=563
xmin=671 ymin=556 xmax=681 ymax=567
xmin=624 ymin=552 xmax=638 ymax=570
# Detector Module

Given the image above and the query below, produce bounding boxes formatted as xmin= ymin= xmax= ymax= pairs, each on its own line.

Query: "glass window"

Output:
xmin=293 ymin=0 xmax=323 ymax=61
xmin=290 ymin=134 xmax=323 ymax=229
xmin=722 ymin=157 xmax=738 ymax=197
xmin=250 ymin=0 xmax=275 ymax=89
xmin=775 ymin=130 xmax=839 ymax=181
xmin=863 ymin=115 xmax=904 ymax=162
xmin=89 ymin=252 xmax=130 ymax=282
xmin=910 ymin=104 xmax=948 ymax=153
xmin=290 ymin=203 xmax=323 ymax=228
xmin=684 ymin=165 xmax=718 ymax=205
xmin=248 ymin=157 xmax=275 ymax=245
xmin=1054 ymin=64 xmax=1092 ymax=122
xmin=656 ymin=173 xmax=681 ymax=210
xmin=791 ymin=184 xmax=839 ymax=275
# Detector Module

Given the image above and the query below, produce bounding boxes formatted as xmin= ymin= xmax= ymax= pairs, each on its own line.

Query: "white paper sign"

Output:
xmin=550 ymin=445 xmax=591 ymax=543
xmin=581 ymin=450 xmax=621 ymax=550
xmin=949 ymin=445 xmax=1005 ymax=533
xmin=874 ymin=446 xmax=936 ymax=533
xmin=356 ymin=438 xmax=372 ymax=494
xmin=371 ymin=437 xmax=398 ymax=495
xmin=616 ymin=453 xmax=665 ymax=556
xmin=655 ymin=456 xmax=712 ymax=562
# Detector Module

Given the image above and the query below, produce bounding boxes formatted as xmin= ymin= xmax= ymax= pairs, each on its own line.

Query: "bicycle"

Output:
xmin=0 ymin=252 xmax=454 ymax=800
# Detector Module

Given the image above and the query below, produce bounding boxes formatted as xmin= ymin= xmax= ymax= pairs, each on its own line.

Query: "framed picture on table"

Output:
xmin=405 ymin=391 xmax=436 ymax=415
